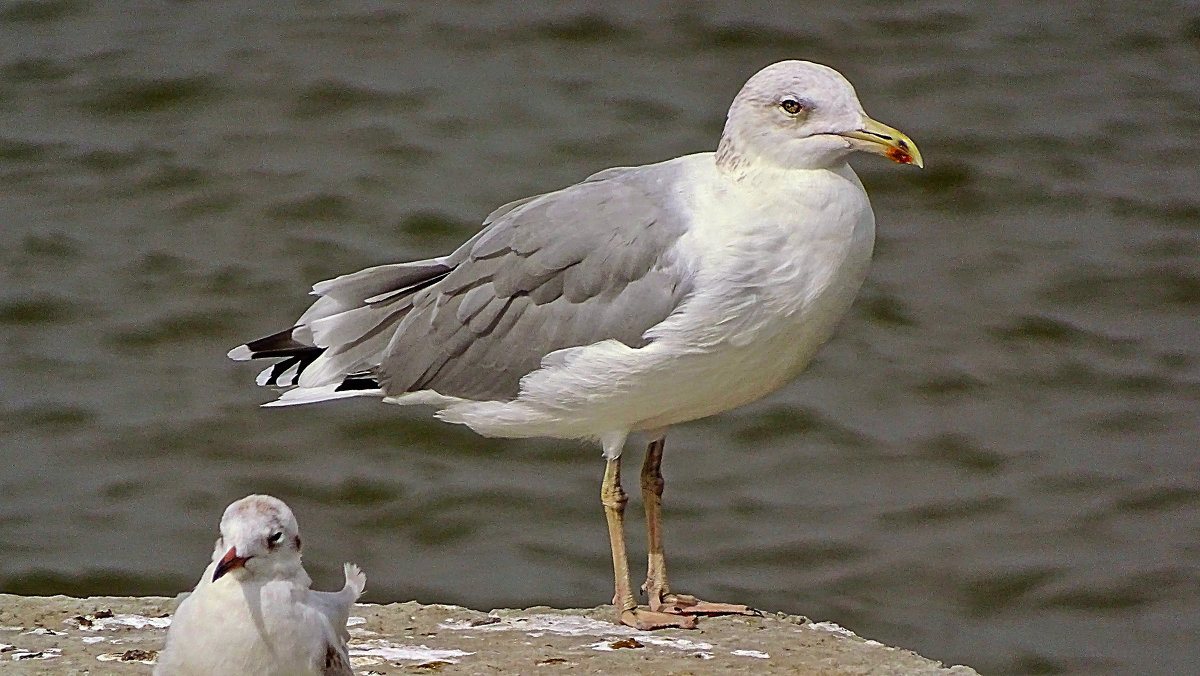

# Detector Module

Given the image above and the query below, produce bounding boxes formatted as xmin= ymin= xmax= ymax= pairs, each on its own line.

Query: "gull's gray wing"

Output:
xmin=229 ymin=163 xmax=695 ymax=403
xmin=376 ymin=163 xmax=694 ymax=401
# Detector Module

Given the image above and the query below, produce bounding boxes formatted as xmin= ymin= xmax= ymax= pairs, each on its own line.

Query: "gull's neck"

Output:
xmin=265 ymin=557 xmax=309 ymax=585
xmin=715 ymin=134 xmax=848 ymax=186
xmin=715 ymin=134 xmax=752 ymax=177
xmin=205 ymin=556 xmax=310 ymax=588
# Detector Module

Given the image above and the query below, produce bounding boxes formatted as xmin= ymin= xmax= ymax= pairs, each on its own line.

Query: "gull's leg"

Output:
xmin=640 ymin=437 xmax=672 ymax=606
xmin=601 ymin=454 xmax=696 ymax=630
xmin=640 ymin=434 xmax=760 ymax=618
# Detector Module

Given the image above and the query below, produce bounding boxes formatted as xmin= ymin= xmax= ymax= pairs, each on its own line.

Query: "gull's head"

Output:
xmin=718 ymin=60 xmax=922 ymax=172
xmin=210 ymin=495 xmax=303 ymax=583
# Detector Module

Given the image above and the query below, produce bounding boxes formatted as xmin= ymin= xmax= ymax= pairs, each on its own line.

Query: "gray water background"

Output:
xmin=1 ymin=2 xmax=1198 ymax=674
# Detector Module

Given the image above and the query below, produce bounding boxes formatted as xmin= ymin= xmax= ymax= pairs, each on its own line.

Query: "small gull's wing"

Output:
xmin=320 ymin=640 xmax=354 ymax=676
xmin=311 ymin=563 xmax=365 ymax=676
xmin=311 ymin=563 xmax=366 ymax=643
xmin=375 ymin=163 xmax=694 ymax=401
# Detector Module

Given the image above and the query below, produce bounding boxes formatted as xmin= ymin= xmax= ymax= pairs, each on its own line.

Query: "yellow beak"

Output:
xmin=836 ymin=116 xmax=923 ymax=168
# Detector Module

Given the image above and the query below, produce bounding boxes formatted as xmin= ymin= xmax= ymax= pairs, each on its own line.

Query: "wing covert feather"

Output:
xmin=377 ymin=165 xmax=692 ymax=401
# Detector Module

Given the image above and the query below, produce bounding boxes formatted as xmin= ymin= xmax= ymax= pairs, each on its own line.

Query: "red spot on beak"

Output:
xmin=886 ymin=145 xmax=914 ymax=165
xmin=213 ymin=547 xmax=250 ymax=581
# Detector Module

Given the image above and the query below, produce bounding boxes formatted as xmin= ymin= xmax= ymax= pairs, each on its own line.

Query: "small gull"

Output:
xmin=229 ymin=60 xmax=921 ymax=630
xmin=154 ymin=495 xmax=366 ymax=675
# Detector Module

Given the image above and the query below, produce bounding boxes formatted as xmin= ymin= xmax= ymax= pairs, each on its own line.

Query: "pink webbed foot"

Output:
xmin=648 ymin=591 xmax=761 ymax=617
xmin=617 ymin=606 xmax=699 ymax=630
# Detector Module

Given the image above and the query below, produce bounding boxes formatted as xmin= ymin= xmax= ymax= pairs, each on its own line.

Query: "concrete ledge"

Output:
xmin=0 ymin=593 xmax=979 ymax=674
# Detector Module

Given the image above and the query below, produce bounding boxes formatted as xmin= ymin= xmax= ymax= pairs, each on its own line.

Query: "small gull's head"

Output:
xmin=719 ymin=60 xmax=922 ymax=172
xmin=210 ymin=494 xmax=303 ymax=582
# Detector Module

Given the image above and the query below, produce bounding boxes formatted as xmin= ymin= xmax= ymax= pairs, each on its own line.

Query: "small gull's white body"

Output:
xmin=155 ymin=495 xmax=366 ymax=676
xmin=229 ymin=60 xmax=921 ymax=629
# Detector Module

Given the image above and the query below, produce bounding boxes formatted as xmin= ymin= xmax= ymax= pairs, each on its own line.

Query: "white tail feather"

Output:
xmin=255 ymin=362 xmax=302 ymax=387
xmin=262 ymin=385 xmax=381 ymax=407
xmin=227 ymin=345 xmax=253 ymax=361
xmin=343 ymin=562 xmax=366 ymax=598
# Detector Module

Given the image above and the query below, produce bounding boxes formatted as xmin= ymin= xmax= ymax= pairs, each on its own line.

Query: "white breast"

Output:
xmin=628 ymin=162 xmax=876 ymax=429
xmin=157 ymin=578 xmax=330 ymax=676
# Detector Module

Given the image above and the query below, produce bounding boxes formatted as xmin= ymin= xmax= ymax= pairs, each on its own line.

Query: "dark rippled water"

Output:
xmin=2 ymin=2 xmax=1198 ymax=674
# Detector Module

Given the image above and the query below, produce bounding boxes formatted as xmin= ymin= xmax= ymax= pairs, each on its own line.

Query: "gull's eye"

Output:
xmin=780 ymin=99 xmax=804 ymax=115
xmin=267 ymin=532 xmax=283 ymax=547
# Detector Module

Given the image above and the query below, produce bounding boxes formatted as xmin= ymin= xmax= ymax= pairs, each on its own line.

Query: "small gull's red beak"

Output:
xmin=213 ymin=546 xmax=250 ymax=581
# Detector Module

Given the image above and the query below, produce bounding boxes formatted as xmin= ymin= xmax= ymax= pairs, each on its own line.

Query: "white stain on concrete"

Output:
xmin=808 ymin=621 xmax=856 ymax=637
xmin=21 ymin=627 xmax=66 ymax=636
xmin=10 ymin=647 xmax=62 ymax=660
xmin=584 ymin=639 xmax=634 ymax=652
xmin=583 ymin=634 xmax=714 ymax=656
xmin=66 ymin=613 xmax=171 ymax=631
xmin=448 ymin=613 xmax=727 ymax=659
xmin=348 ymin=639 xmax=473 ymax=664
xmin=641 ymin=635 xmax=714 ymax=651
xmin=97 ymin=650 xmax=157 ymax=665
xmin=444 ymin=613 xmax=638 ymax=637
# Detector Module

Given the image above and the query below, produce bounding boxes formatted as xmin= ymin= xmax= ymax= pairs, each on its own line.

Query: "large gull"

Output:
xmin=155 ymin=495 xmax=366 ymax=675
xmin=229 ymin=60 xmax=921 ymax=630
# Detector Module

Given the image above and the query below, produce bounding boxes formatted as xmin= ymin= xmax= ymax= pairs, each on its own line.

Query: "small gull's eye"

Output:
xmin=780 ymin=99 xmax=804 ymax=115
xmin=267 ymin=532 xmax=283 ymax=546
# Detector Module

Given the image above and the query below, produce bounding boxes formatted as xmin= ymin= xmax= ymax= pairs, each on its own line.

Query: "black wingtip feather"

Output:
xmin=253 ymin=345 xmax=324 ymax=360
xmin=245 ymin=327 xmax=313 ymax=357
xmin=335 ymin=375 xmax=380 ymax=391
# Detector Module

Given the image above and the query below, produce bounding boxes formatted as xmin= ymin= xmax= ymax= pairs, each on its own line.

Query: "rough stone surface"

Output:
xmin=0 ymin=594 xmax=980 ymax=674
